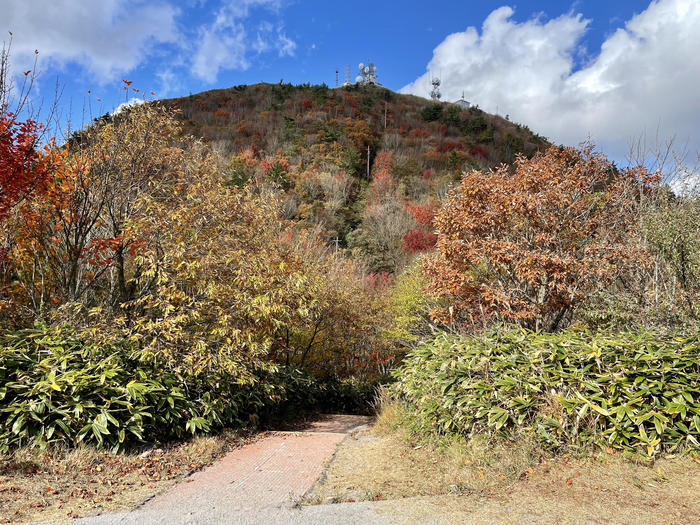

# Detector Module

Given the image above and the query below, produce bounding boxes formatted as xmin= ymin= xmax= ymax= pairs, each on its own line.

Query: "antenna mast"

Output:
xmin=430 ymin=77 xmax=441 ymax=100
xmin=356 ymin=62 xmax=380 ymax=85
xmin=341 ymin=65 xmax=351 ymax=87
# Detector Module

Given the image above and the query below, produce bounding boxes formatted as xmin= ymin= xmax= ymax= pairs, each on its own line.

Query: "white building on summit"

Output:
xmin=455 ymin=91 xmax=471 ymax=109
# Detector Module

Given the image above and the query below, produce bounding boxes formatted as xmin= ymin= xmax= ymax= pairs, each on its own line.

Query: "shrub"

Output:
xmin=382 ymin=260 xmax=435 ymax=347
xmin=460 ymin=115 xmax=487 ymax=134
xmin=0 ymin=325 xmax=379 ymax=452
xmin=392 ymin=329 xmax=700 ymax=456
xmin=402 ymin=228 xmax=437 ymax=253
xmin=421 ymin=103 xmax=443 ymax=122
xmin=644 ymin=192 xmax=700 ymax=309
xmin=0 ymin=325 xmax=271 ymax=452
xmin=442 ymin=104 xmax=462 ymax=126
xmin=425 ymin=144 xmax=657 ymax=331
xmin=477 ymin=127 xmax=494 ymax=143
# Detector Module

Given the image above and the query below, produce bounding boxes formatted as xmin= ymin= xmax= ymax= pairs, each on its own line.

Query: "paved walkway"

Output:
xmin=75 ymin=415 xmax=392 ymax=525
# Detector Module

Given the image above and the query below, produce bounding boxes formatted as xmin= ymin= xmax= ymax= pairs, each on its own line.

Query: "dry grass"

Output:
xmin=306 ymin=424 xmax=542 ymax=503
xmin=362 ymin=453 xmax=700 ymax=525
xmin=307 ymin=395 xmax=545 ymax=502
xmin=305 ymin=397 xmax=700 ymax=524
xmin=0 ymin=430 xmax=257 ymax=524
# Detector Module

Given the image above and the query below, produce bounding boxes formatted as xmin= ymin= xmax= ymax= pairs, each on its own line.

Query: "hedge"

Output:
xmin=392 ymin=328 xmax=700 ymax=456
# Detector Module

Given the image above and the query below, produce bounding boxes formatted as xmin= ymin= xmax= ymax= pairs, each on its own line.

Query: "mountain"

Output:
xmin=163 ymin=82 xmax=549 ymax=272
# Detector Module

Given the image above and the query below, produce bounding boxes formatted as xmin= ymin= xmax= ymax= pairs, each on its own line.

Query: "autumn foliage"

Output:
xmin=0 ymin=103 xmax=397 ymax=381
xmin=0 ymin=116 xmax=56 ymax=225
xmin=5 ymin=75 xmax=697 ymax=457
xmin=425 ymin=145 xmax=658 ymax=331
xmin=402 ymin=228 xmax=437 ymax=253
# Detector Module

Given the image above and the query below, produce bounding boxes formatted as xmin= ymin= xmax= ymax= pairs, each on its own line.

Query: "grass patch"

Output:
xmin=306 ymin=391 xmax=545 ymax=503
xmin=306 ymin=395 xmax=700 ymax=524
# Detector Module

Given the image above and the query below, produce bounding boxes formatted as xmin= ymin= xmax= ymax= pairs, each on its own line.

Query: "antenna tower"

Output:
xmin=355 ymin=62 xmax=379 ymax=85
xmin=430 ymin=77 xmax=441 ymax=100
xmin=342 ymin=65 xmax=351 ymax=87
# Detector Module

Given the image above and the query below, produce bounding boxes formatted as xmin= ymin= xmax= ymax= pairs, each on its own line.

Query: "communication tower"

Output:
xmin=355 ymin=62 xmax=379 ymax=85
xmin=430 ymin=77 xmax=441 ymax=100
xmin=341 ymin=65 xmax=352 ymax=87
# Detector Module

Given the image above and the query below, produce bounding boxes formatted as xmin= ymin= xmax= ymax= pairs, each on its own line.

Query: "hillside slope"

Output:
xmin=164 ymin=83 xmax=549 ymax=271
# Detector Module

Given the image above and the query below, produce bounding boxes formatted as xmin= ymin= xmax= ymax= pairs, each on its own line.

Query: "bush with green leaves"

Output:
xmin=382 ymin=260 xmax=435 ymax=347
xmin=0 ymin=325 xmax=377 ymax=452
xmin=644 ymin=192 xmax=700 ymax=311
xmin=1 ymin=326 xmax=188 ymax=451
xmin=420 ymin=103 xmax=443 ymax=122
xmin=391 ymin=328 xmax=700 ymax=456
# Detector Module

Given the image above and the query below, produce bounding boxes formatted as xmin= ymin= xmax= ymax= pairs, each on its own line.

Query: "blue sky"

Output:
xmin=2 ymin=0 xmax=698 ymax=165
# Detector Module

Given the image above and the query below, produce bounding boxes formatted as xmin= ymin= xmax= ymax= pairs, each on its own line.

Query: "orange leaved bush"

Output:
xmin=424 ymin=144 xmax=659 ymax=331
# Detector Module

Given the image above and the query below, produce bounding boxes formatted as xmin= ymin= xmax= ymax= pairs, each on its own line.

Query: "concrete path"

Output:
xmin=74 ymin=415 xmax=392 ymax=525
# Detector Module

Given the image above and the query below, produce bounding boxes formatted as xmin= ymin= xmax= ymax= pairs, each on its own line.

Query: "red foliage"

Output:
xmin=425 ymin=144 xmax=656 ymax=331
xmin=373 ymin=150 xmax=393 ymax=173
xmin=407 ymin=202 xmax=436 ymax=226
xmin=342 ymin=93 xmax=357 ymax=110
xmin=422 ymin=149 xmax=442 ymax=162
xmin=365 ymin=271 xmax=394 ymax=292
xmin=440 ymin=140 xmax=463 ymax=153
xmin=260 ymin=158 xmax=290 ymax=175
xmin=470 ymin=145 xmax=489 ymax=159
xmin=302 ymin=99 xmax=313 ymax=110
xmin=236 ymin=123 xmax=251 ymax=137
xmin=409 ymin=128 xmax=430 ymax=139
xmin=367 ymin=170 xmax=396 ymax=205
xmin=402 ymin=228 xmax=437 ymax=253
xmin=0 ymin=115 xmax=54 ymax=225
xmin=422 ymin=169 xmax=433 ymax=180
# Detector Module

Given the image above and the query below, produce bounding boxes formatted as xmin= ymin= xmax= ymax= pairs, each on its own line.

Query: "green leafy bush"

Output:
xmin=459 ymin=114 xmax=487 ymax=134
xmin=421 ymin=103 xmax=443 ymax=122
xmin=0 ymin=325 xmax=272 ymax=452
xmin=0 ymin=325 xmax=378 ymax=452
xmin=0 ymin=327 xmax=182 ymax=451
xmin=392 ymin=329 xmax=700 ymax=456
xmin=262 ymin=369 xmax=380 ymax=419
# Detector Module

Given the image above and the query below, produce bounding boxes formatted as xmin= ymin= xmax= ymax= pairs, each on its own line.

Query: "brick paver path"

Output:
xmin=76 ymin=414 xmax=387 ymax=525
xmin=145 ymin=431 xmax=347 ymax=513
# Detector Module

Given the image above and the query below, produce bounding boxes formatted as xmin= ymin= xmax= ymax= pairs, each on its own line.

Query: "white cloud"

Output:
xmin=276 ymin=31 xmax=296 ymax=58
xmin=190 ymin=0 xmax=296 ymax=83
xmin=156 ymin=69 xmax=181 ymax=99
xmin=402 ymin=0 xmax=700 ymax=163
xmin=0 ymin=0 xmax=179 ymax=82
xmin=112 ymin=97 xmax=145 ymax=115
xmin=1 ymin=0 xmax=296 ymax=87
